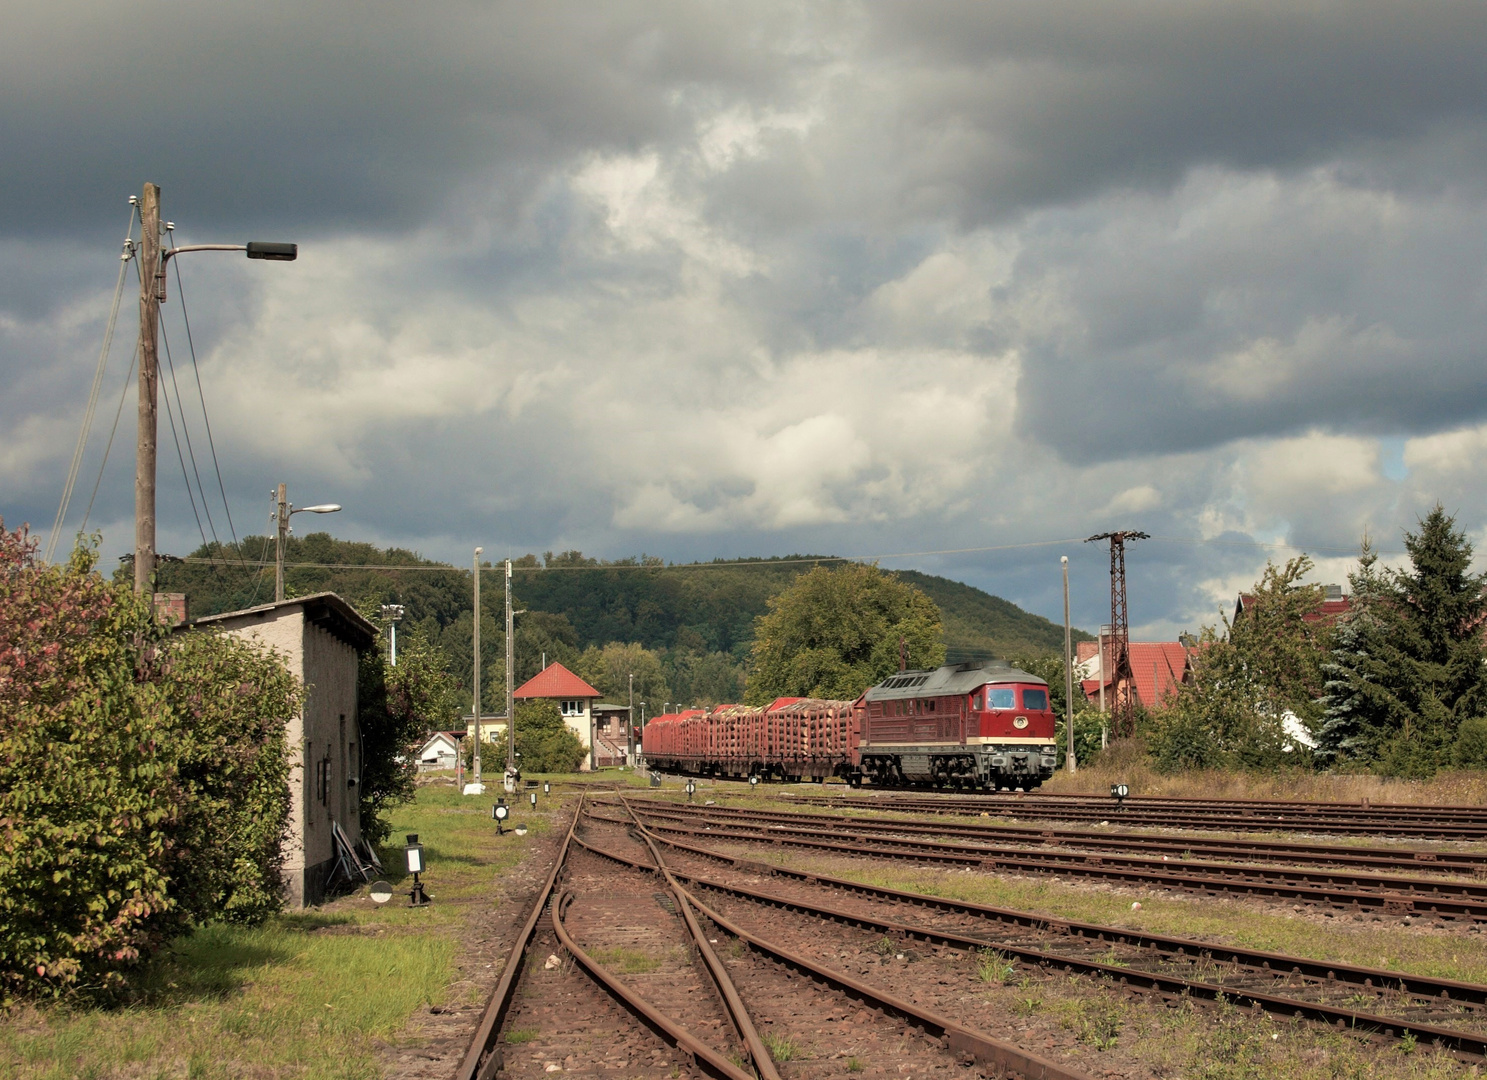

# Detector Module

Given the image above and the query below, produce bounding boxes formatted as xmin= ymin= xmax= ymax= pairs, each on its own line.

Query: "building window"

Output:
xmin=561 ymin=699 xmax=583 ymax=716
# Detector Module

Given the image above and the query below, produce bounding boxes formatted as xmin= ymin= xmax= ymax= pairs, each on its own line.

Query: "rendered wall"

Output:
xmin=214 ymin=607 xmax=361 ymax=907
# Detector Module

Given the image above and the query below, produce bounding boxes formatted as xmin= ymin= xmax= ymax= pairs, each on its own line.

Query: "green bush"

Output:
xmin=159 ymin=630 xmax=300 ymax=924
xmin=0 ymin=522 xmax=300 ymax=998
xmin=1455 ymin=718 xmax=1487 ymax=768
xmin=356 ymin=621 xmax=462 ymax=845
xmin=492 ymin=699 xmax=587 ymax=774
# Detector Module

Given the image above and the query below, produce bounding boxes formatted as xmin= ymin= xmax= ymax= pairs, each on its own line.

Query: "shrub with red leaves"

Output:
xmin=0 ymin=520 xmax=299 ymax=999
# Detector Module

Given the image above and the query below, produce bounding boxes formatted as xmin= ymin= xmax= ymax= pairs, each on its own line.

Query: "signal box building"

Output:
xmin=188 ymin=593 xmax=378 ymax=906
xmin=513 ymin=662 xmax=602 ymax=770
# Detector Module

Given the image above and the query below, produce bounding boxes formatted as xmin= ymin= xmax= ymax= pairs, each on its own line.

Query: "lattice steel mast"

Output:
xmin=1085 ymin=530 xmax=1149 ymax=739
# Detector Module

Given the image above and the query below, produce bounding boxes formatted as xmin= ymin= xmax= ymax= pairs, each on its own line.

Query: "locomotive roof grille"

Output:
xmin=863 ymin=659 xmax=1047 ymax=703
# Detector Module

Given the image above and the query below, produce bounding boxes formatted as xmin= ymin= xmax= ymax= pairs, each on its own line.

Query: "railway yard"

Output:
xmin=447 ymin=783 xmax=1487 ymax=1080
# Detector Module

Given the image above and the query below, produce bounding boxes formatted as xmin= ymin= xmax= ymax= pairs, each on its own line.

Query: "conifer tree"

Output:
xmin=1319 ymin=508 xmax=1487 ymax=776
xmin=1317 ymin=541 xmax=1409 ymax=765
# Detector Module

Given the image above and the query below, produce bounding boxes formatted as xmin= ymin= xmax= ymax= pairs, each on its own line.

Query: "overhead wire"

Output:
xmin=46 ymin=203 xmax=138 ymax=562
xmin=79 ymin=342 xmax=140 ymax=539
xmin=169 ymin=245 xmax=240 ymax=546
xmin=158 ymin=320 xmax=211 ymax=555
xmin=158 ymin=317 xmax=220 ymax=549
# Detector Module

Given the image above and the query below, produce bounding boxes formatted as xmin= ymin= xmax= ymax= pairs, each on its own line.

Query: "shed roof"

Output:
xmin=187 ymin=591 xmax=378 ymax=652
xmin=514 ymin=662 xmax=601 ymax=700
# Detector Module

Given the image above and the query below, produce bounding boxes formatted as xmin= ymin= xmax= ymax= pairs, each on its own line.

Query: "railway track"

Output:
xmin=776 ymin=792 xmax=1487 ymax=840
xmin=600 ymin=797 xmax=1487 ymax=1063
xmin=611 ymin=800 xmax=1487 ymax=921
xmin=457 ymin=794 xmax=1094 ymax=1080
xmin=624 ymin=798 xmax=1487 ymax=874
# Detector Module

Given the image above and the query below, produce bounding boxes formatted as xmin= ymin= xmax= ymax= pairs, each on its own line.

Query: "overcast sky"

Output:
xmin=6 ymin=1 xmax=1487 ymax=638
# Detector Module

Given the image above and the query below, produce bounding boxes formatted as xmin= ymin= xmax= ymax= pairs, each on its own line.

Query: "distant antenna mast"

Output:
xmin=1085 ymin=531 xmax=1149 ymax=739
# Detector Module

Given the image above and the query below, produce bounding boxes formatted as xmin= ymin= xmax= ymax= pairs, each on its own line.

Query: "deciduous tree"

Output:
xmin=744 ymin=564 xmax=945 ymax=703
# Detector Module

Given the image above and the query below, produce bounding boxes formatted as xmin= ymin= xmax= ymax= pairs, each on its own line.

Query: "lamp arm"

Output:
xmin=162 ymin=244 xmax=248 ymax=263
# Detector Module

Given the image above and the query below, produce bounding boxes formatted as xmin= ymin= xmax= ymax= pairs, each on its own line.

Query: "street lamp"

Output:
xmin=273 ymin=483 xmax=340 ymax=602
xmin=130 ymin=179 xmax=298 ymax=595
xmin=381 ymin=604 xmax=405 ymax=665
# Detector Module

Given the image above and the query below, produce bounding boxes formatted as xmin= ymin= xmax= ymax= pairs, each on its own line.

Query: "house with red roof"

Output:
xmin=514 ymin=661 xmax=603 ymax=771
xmin=1075 ymin=639 xmax=1193 ymax=710
xmin=1234 ymin=583 xmax=1350 ymax=625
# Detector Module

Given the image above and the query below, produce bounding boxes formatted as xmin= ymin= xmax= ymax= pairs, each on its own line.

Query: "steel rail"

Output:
xmin=613 ymin=800 xmax=782 ymax=1080
xmin=549 ymin=890 xmax=757 ymax=1080
xmin=623 ymin=808 xmax=1487 ymax=920
xmin=613 ymin=799 xmax=1487 ymax=875
xmin=622 ymin=804 xmax=1487 ymax=918
xmin=787 ymin=790 xmax=1487 ymax=818
xmin=776 ymin=794 xmax=1487 ymax=839
xmin=605 ymin=808 xmax=1487 ymax=1061
xmin=456 ymin=796 xmax=583 ymax=1080
xmin=577 ymin=824 xmax=1094 ymax=1079
xmin=609 ymin=812 xmax=1487 ymax=1009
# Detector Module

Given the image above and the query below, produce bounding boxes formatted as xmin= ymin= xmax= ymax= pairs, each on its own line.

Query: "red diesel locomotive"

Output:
xmin=641 ymin=659 xmax=1058 ymax=790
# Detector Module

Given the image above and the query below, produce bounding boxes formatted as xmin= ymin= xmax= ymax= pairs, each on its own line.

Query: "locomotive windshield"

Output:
xmin=986 ymin=687 xmax=1015 ymax=709
xmin=1022 ymin=688 xmax=1049 ymax=710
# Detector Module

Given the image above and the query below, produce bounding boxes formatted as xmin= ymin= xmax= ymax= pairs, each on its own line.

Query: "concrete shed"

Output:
xmin=189 ymin=593 xmax=377 ymax=906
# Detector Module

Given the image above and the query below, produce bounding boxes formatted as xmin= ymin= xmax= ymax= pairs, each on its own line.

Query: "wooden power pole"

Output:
xmin=133 ymin=183 xmax=162 ymax=594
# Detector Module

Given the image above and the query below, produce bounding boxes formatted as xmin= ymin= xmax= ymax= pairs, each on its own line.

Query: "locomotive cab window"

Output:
xmin=972 ymin=693 xmax=982 ymax=710
xmin=1021 ymin=688 xmax=1049 ymax=710
xmin=987 ymin=687 xmax=1015 ymax=709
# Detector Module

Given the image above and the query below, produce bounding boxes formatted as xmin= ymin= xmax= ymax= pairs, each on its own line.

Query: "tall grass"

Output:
xmin=1043 ymin=743 xmax=1487 ymax=805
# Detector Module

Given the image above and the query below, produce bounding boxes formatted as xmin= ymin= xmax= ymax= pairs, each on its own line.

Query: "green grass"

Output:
xmin=0 ymin=781 xmax=558 ymax=1079
xmin=974 ymin=948 xmax=1016 ymax=985
xmin=505 ymin=1027 xmax=540 ymax=1044
xmin=761 ymin=1031 xmax=803 ymax=1062
xmin=845 ymin=1056 xmax=865 ymax=1072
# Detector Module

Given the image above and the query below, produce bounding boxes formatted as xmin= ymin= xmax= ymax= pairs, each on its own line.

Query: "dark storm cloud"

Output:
xmin=10 ymin=1 xmax=1487 ymax=634
xmin=867 ymin=0 xmax=1487 ymax=222
xmin=0 ymin=1 xmax=794 ymax=240
xmin=1009 ymin=170 xmax=1487 ymax=461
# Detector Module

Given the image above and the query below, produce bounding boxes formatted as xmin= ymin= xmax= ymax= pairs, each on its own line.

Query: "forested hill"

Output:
xmin=894 ymin=570 xmax=1094 ymax=660
xmin=145 ymin=539 xmax=1091 ymax=698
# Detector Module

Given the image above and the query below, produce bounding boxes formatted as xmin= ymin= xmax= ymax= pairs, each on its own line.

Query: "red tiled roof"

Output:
xmin=513 ymin=662 xmax=601 ymax=700
xmin=1235 ymin=593 xmax=1352 ymax=623
xmin=1080 ymin=642 xmax=1191 ymax=709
